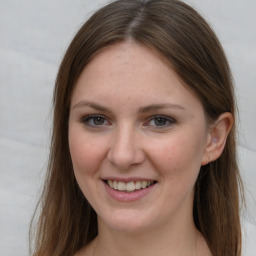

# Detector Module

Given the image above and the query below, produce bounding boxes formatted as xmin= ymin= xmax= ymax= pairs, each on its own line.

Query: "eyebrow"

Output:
xmin=72 ymin=101 xmax=113 ymax=113
xmin=71 ymin=101 xmax=185 ymax=113
xmin=138 ymin=103 xmax=185 ymax=113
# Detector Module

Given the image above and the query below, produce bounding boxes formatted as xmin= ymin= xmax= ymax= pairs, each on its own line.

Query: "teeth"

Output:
xmin=107 ymin=180 xmax=155 ymax=192
xmin=135 ymin=181 xmax=142 ymax=190
xmin=141 ymin=181 xmax=147 ymax=189
xmin=126 ymin=181 xmax=135 ymax=192
xmin=113 ymin=180 xmax=118 ymax=189
xmin=117 ymin=181 xmax=126 ymax=191
xmin=108 ymin=180 xmax=113 ymax=187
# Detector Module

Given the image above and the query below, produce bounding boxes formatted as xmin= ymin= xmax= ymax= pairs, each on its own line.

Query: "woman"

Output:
xmin=30 ymin=0 xmax=244 ymax=255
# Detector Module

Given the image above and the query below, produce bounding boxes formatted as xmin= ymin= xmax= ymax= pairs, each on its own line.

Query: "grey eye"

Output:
xmin=81 ymin=115 xmax=109 ymax=127
xmin=153 ymin=117 xmax=168 ymax=126
xmin=92 ymin=116 xmax=105 ymax=125
xmin=146 ymin=115 xmax=175 ymax=128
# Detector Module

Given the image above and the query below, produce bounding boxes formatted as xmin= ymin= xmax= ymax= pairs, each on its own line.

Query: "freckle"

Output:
xmin=125 ymin=96 xmax=131 ymax=102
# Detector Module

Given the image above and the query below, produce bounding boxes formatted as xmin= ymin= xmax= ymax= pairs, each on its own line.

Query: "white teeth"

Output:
xmin=117 ymin=181 xmax=126 ymax=191
xmin=106 ymin=180 xmax=155 ymax=192
xmin=141 ymin=181 xmax=147 ymax=189
xmin=113 ymin=180 xmax=118 ymax=190
xmin=135 ymin=181 xmax=142 ymax=190
xmin=126 ymin=181 xmax=135 ymax=192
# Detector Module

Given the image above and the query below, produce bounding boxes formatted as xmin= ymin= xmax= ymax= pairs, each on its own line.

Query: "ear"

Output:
xmin=201 ymin=112 xmax=234 ymax=166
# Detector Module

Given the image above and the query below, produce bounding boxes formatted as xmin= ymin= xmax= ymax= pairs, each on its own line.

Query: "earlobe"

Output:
xmin=201 ymin=112 xmax=233 ymax=166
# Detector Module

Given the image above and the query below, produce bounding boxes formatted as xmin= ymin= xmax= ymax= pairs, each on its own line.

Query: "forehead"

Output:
xmin=71 ymin=41 xmax=203 ymax=113
xmin=82 ymin=41 xmax=175 ymax=87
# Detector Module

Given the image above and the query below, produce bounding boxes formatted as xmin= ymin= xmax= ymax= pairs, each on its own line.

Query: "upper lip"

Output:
xmin=101 ymin=177 xmax=157 ymax=183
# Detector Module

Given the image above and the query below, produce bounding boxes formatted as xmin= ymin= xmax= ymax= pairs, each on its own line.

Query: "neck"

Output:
xmin=92 ymin=215 xmax=199 ymax=256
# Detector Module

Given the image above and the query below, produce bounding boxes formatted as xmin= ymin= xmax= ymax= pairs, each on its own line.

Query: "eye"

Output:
xmin=145 ymin=115 xmax=175 ymax=128
xmin=81 ymin=115 xmax=110 ymax=127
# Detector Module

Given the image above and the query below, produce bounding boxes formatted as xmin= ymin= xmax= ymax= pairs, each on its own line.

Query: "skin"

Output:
xmin=69 ymin=41 xmax=232 ymax=256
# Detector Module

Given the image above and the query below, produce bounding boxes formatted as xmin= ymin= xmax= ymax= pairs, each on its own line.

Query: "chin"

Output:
xmin=98 ymin=210 xmax=156 ymax=234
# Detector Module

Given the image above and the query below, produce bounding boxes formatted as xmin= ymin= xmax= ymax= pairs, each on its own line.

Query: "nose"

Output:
xmin=107 ymin=125 xmax=145 ymax=170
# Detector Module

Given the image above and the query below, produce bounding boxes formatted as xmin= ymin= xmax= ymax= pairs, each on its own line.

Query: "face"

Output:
xmin=69 ymin=42 xmax=211 ymax=234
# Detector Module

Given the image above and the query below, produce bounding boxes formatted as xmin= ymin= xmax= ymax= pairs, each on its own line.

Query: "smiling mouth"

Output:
xmin=104 ymin=180 xmax=157 ymax=193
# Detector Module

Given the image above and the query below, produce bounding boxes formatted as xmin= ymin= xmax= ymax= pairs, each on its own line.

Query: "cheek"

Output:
xmin=68 ymin=128 xmax=106 ymax=176
xmin=148 ymin=132 xmax=205 ymax=178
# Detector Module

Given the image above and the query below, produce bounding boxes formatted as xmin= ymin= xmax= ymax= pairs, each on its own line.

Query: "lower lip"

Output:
xmin=103 ymin=181 xmax=156 ymax=202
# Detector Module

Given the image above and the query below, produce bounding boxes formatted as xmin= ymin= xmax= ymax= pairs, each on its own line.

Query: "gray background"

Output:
xmin=0 ymin=0 xmax=255 ymax=255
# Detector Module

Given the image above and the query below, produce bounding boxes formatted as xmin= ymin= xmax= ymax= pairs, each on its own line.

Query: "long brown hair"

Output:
xmin=30 ymin=0 xmax=243 ymax=255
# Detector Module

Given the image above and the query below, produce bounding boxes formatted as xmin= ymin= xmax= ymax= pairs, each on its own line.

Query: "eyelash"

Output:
xmin=80 ymin=114 xmax=176 ymax=129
